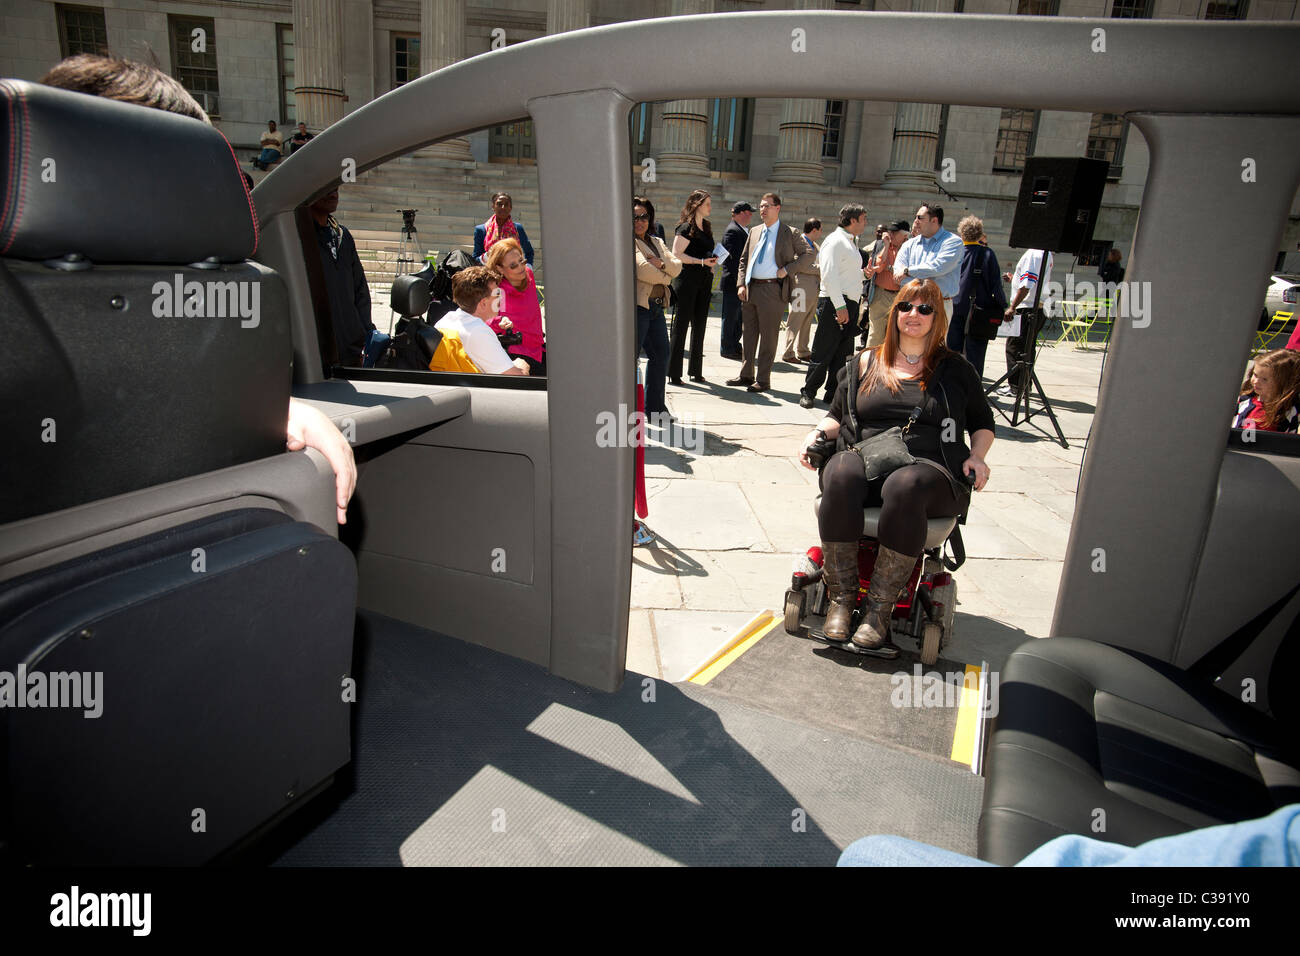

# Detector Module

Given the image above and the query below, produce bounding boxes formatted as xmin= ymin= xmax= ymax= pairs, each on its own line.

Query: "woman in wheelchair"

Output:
xmin=799 ymin=279 xmax=995 ymax=651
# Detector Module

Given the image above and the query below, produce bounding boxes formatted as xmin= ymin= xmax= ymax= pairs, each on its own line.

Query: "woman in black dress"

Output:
xmin=799 ymin=279 xmax=995 ymax=651
xmin=669 ymin=189 xmax=719 ymax=384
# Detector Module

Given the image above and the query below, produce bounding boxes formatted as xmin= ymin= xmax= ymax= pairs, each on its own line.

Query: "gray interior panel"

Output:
xmin=0 ymin=451 xmax=337 ymax=583
xmin=291 ymin=380 xmax=471 ymax=446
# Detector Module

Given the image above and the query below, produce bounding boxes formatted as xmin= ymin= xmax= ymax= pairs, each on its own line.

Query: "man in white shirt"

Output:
xmin=999 ymin=248 xmax=1054 ymax=396
xmin=435 ymin=266 xmax=531 ymax=375
xmin=800 ymin=203 xmax=869 ymax=409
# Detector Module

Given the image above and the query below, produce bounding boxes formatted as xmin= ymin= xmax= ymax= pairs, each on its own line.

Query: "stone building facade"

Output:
xmin=3 ymin=0 xmax=1298 ymax=269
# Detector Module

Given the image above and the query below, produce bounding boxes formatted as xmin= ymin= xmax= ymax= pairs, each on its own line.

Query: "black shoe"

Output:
xmin=690 ymin=375 xmax=707 ymax=384
xmin=670 ymin=376 xmax=684 ymax=386
xmin=726 ymin=376 xmax=754 ymax=387
xmin=748 ymin=382 xmax=768 ymax=393
xmin=798 ymin=393 xmax=814 ymax=409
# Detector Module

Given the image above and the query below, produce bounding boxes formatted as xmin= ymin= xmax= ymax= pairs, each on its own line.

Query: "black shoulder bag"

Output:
xmin=846 ymin=351 xmax=920 ymax=480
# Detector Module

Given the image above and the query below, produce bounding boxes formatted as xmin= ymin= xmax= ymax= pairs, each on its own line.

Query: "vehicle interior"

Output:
xmin=2 ymin=11 xmax=1299 ymax=867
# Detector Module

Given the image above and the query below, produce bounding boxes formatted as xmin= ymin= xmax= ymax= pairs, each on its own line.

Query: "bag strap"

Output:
xmin=943 ymin=525 xmax=966 ymax=572
xmin=845 ymin=350 xmax=862 ymax=438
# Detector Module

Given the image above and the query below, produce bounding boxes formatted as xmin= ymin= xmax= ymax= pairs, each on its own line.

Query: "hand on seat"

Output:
xmin=286 ymin=398 xmax=357 ymax=524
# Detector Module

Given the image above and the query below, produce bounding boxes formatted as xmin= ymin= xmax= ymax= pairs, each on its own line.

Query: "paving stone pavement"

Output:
xmin=629 ymin=310 xmax=1106 ymax=681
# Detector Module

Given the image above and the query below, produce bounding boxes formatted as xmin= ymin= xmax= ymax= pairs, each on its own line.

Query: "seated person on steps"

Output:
xmin=434 ymin=267 xmax=531 ymax=375
xmin=798 ymin=279 xmax=994 ymax=652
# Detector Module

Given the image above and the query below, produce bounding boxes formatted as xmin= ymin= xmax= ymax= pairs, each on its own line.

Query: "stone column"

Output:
xmin=655 ymin=0 xmax=712 ymax=176
xmin=771 ymin=98 xmax=826 ymax=184
xmin=882 ymin=102 xmax=942 ymax=189
xmin=771 ymin=0 xmax=830 ymax=183
xmin=293 ymin=0 xmax=346 ymax=130
xmin=420 ymin=0 xmax=474 ymax=161
xmin=547 ymin=0 xmax=591 ymax=34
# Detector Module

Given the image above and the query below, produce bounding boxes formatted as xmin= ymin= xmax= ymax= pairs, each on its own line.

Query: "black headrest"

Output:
xmin=390 ymin=273 xmax=431 ymax=318
xmin=0 ymin=79 xmax=257 ymax=264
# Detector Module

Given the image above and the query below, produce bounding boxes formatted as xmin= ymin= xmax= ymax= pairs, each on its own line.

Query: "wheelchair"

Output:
xmin=782 ymin=484 xmax=970 ymax=666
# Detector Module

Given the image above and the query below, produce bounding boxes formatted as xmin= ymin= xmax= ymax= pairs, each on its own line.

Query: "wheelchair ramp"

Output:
xmin=264 ymin=612 xmax=982 ymax=867
xmin=696 ymin=625 xmax=982 ymax=766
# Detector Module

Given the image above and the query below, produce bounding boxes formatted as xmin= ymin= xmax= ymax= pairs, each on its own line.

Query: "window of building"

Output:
xmin=1204 ymin=0 xmax=1249 ymax=18
xmin=822 ymin=100 xmax=845 ymax=161
xmin=993 ymin=108 xmax=1037 ymax=173
xmin=1077 ymin=239 xmax=1113 ymax=268
xmin=1111 ymin=0 xmax=1153 ymax=17
xmin=57 ymin=4 xmax=108 ymax=58
xmin=393 ymin=34 xmax=420 ymax=88
xmin=1016 ymin=0 xmax=1059 ymax=14
xmin=630 ymin=102 xmax=650 ymax=153
xmin=168 ymin=15 xmax=220 ymax=120
xmin=1086 ymin=112 xmax=1127 ymax=180
xmin=277 ymin=24 xmax=296 ymax=126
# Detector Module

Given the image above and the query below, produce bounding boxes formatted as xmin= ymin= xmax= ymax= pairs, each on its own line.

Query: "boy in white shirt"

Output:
xmin=435 ymin=266 xmax=531 ymax=375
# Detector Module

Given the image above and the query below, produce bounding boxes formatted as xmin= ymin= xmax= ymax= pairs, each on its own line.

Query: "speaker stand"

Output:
xmin=984 ymin=260 xmax=1069 ymax=449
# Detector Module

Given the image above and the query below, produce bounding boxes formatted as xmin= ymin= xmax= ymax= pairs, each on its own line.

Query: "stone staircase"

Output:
xmin=271 ymin=152 xmax=1019 ymax=302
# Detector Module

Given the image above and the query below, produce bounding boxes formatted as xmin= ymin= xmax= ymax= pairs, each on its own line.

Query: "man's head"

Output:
xmin=838 ymin=203 xmax=867 ymax=237
xmin=914 ymin=204 xmax=942 ymax=239
xmin=758 ymin=192 xmax=781 ymax=227
xmin=268 ymin=119 xmax=277 ymax=131
xmin=1107 ymin=248 xmax=1122 ymax=263
xmin=732 ymin=201 xmax=754 ymax=228
xmin=887 ymin=219 xmax=910 ymax=245
xmin=309 ymin=188 xmax=339 ymax=225
xmin=957 ymin=215 xmax=984 ymax=243
xmin=452 ymin=266 xmax=504 ymax=320
xmin=296 ymin=122 xmax=308 ymax=136
xmin=803 ymin=217 xmax=822 ymax=242
xmin=40 ymin=54 xmax=211 ymax=124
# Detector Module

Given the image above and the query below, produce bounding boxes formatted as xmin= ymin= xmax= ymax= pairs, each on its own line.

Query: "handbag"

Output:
xmin=844 ymin=351 xmax=920 ymax=481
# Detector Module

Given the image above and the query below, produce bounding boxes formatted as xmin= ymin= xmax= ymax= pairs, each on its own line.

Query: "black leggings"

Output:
xmin=670 ymin=266 xmax=713 ymax=378
xmin=818 ymin=452 xmax=962 ymax=555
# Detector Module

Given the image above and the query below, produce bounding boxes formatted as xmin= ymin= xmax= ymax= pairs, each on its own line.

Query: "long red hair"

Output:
xmin=861 ymin=279 xmax=950 ymax=396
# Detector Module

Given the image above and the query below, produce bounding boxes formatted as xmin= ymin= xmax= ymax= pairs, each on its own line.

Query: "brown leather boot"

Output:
xmin=820 ymin=541 xmax=860 ymax=642
xmin=852 ymin=545 xmax=918 ymax=650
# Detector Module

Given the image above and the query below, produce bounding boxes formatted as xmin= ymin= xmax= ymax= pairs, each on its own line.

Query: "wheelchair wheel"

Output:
xmin=783 ymin=590 xmax=805 ymax=636
xmin=920 ymin=621 xmax=942 ymax=667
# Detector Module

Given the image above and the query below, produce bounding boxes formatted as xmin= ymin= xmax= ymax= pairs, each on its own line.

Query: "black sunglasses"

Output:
xmin=897 ymin=303 xmax=935 ymax=315
xmin=633 ymin=214 xmax=649 ymax=222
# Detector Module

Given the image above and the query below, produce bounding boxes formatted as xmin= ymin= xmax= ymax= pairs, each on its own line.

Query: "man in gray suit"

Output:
xmin=728 ymin=192 xmax=817 ymax=393
xmin=782 ymin=217 xmax=822 ymax=364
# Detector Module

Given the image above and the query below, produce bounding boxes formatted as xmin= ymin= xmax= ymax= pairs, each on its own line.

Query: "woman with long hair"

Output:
xmin=798 ymin=279 xmax=995 ymax=651
xmin=633 ymin=197 xmax=680 ymax=417
xmin=668 ymin=189 xmax=719 ymax=385
xmin=484 ymin=237 xmax=546 ymax=375
xmin=1233 ymin=349 xmax=1300 ymax=433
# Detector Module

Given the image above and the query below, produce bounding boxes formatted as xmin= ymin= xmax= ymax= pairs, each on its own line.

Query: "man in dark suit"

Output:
xmin=718 ymin=201 xmax=753 ymax=360
xmin=728 ymin=193 xmax=816 ymax=392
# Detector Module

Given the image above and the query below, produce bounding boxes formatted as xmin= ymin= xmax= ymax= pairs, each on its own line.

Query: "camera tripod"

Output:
xmin=389 ymin=208 xmax=420 ymax=332
xmin=984 ymin=254 xmax=1069 ymax=449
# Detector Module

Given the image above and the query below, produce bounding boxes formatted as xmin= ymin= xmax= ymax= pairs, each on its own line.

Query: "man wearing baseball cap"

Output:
xmin=862 ymin=220 xmax=909 ymax=347
xmin=719 ymin=201 xmax=754 ymax=359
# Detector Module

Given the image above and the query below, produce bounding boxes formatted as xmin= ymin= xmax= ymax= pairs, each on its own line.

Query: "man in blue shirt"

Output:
xmin=893 ymin=204 xmax=963 ymax=311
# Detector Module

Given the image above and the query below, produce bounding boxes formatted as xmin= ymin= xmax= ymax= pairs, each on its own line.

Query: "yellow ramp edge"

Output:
xmin=950 ymin=664 xmax=984 ymax=768
xmin=687 ymin=611 xmax=779 ymax=685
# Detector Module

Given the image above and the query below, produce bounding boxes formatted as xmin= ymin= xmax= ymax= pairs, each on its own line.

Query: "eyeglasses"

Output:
xmin=897 ymin=303 xmax=935 ymax=315
xmin=633 ymin=214 xmax=649 ymax=221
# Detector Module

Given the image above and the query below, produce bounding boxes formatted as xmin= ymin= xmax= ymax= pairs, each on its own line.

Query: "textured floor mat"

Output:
xmin=266 ymin=613 xmax=983 ymax=866
xmin=701 ymin=627 xmax=975 ymax=762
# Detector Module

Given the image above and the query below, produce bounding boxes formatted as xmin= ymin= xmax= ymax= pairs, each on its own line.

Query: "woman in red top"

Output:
xmin=1232 ymin=349 xmax=1300 ymax=433
xmin=485 ymin=238 xmax=545 ymax=376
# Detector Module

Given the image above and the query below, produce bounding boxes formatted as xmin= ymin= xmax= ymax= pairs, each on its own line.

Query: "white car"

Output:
xmin=1264 ymin=272 xmax=1300 ymax=324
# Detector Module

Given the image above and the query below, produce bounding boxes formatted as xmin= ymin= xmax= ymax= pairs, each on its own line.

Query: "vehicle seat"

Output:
xmin=0 ymin=79 xmax=356 ymax=864
xmin=812 ymin=496 xmax=956 ymax=550
xmin=978 ymin=637 xmax=1300 ymax=865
